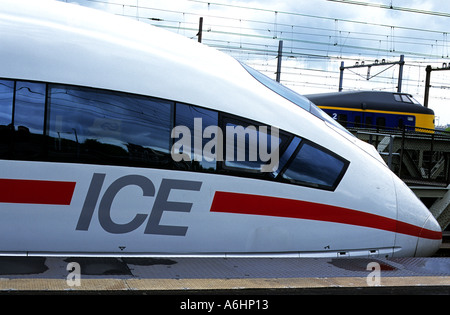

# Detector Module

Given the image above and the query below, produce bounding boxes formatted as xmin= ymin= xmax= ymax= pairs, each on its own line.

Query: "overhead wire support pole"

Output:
xmin=397 ymin=54 xmax=405 ymax=92
xmin=424 ymin=66 xmax=432 ymax=108
xmin=423 ymin=63 xmax=450 ymax=108
xmin=339 ymin=61 xmax=345 ymax=92
xmin=338 ymin=55 xmax=405 ymax=92
xmin=197 ymin=17 xmax=203 ymax=43
xmin=276 ymin=40 xmax=283 ymax=82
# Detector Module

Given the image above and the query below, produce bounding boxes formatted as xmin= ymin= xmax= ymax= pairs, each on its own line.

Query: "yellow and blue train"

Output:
xmin=306 ymin=91 xmax=435 ymax=132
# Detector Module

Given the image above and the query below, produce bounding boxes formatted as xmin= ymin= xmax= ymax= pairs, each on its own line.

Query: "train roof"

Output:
xmin=2 ymin=0 xmax=388 ymax=164
xmin=0 ymin=0 xmax=319 ymax=136
xmin=305 ymin=91 xmax=434 ymax=115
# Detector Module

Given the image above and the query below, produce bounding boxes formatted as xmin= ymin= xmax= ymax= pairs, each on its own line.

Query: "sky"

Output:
xmin=66 ymin=0 xmax=450 ymax=126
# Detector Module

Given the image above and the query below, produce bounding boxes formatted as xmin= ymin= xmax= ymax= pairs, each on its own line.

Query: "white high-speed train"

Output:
xmin=0 ymin=0 xmax=441 ymax=257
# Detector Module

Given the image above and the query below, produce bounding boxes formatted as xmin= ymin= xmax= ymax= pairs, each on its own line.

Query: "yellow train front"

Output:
xmin=306 ymin=91 xmax=435 ymax=132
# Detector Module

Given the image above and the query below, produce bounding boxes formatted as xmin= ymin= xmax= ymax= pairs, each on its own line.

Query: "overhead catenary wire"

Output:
xmin=79 ymin=0 xmax=450 ymax=113
xmin=85 ymin=1 xmax=450 ymax=61
xmin=101 ymin=4 xmax=450 ymax=64
xmin=327 ymin=0 xmax=450 ymax=19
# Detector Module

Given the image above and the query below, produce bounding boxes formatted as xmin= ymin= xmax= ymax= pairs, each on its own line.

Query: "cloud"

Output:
xmin=63 ymin=0 xmax=450 ymax=125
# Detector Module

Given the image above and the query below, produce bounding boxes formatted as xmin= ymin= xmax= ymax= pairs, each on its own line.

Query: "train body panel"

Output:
xmin=317 ymin=106 xmax=435 ymax=131
xmin=0 ymin=0 xmax=442 ymax=257
xmin=0 ymin=160 xmax=398 ymax=256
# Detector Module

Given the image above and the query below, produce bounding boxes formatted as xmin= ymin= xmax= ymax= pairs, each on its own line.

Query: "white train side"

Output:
xmin=0 ymin=0 xmax=441 ymax=257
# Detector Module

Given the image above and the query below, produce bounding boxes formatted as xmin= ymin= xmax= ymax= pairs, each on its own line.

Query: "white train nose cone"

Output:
xmin=415 ymin=214 xmax=442 ymax=257
xmin=393 ymin=175 xmax=441 ymax=257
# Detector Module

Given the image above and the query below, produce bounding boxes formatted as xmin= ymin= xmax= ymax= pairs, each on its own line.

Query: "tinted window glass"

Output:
xmin=401 ymin=95 xmax=412 ymax=103
xmin=0 ymin=80 xmax=14 ymax=126
xmin=14 ymin=82 xmax=46 ymax=135
xmin=409 ymin=95 xmax=421 ymax=105
xmin=281 ymin=142 xmax=347 ymax=190
xmin=13 ymin=81 xmax=46 ymax=159
xmin=338 ymin=114 xmax=348 ymax=127
xmin=376 ymin=117 xmax=386 ymax=128
xmin=173 ymin=103 xmax=218 ymax=171
xmin=272 ymin=136 xmax=301 ymax=177
xmin=0 ymin=78 xmax=349 ymax=191
xmin=47 ymin=85 xmax=173 ymax=167
xmin=0 ymin=80 xmax=14 ymax=157
xmin=223 ymin=118 xmax=284 ymax=173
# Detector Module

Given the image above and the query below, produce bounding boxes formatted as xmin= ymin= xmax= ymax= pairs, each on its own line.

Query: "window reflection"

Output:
xmin=47 ymin=85 xmax=173 ymax=167
xmin=272 ymin=136 xmax=301 ymax=177
xmin=0 ymin=79 xmax=14 ymax=158
xmin=0 ymin=78 xmax=349 ymax=191
xmin=223 ymin=117 xmax=285 ymax=174
xmin=13 ymin=81 xmax=46 ymax=159
xmin=281 ymin=142 xmax=347 ymax=189
xmin=0 ymin=80 xmax=14 ymax=126
xmin=14 ymin=82 xmax=46 ymax=135
xmin=174 ymin=103 xmax=218 ymax=171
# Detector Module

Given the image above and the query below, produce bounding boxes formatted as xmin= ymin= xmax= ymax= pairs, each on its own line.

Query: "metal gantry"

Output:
xmin=338 ymin=55 xmax=405 ymax=92
xmin=424 ymin=63 xmax=450 ymax=108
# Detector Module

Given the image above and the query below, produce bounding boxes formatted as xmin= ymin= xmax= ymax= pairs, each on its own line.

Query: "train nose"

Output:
xmin=393 ymin=175 xmax=442 ymax=257
xmin=415 ymin=214 xmax=442 ymax=257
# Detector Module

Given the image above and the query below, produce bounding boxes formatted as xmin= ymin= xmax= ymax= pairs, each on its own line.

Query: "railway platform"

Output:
xmin=0 ymin=255 xmax=448 ymax=295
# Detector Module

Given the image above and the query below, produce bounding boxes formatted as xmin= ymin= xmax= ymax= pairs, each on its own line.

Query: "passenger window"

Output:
xmin=376 ymin=117 xmax=386 ymax=128
xmin=280 ymin=142 xmax=348 ymax=190
xmin=13 ymin=81 xmax=46 ymax=159
xmin=47 ymin=85 xmax=173 ymax=167
xmin=0 ymin=80 xmax=14 ymax=158
xmin=223 ymin=117 xmax=285 ymax=173
xmin=173 ymin=103 xmax=218 ymax=171
xmin=0 ymin=80 xmax=14 ymax=126
xmin=337 ymin=114 xmax=348 ymax=127
xmin=0 ymin=79 xmax=350 ymax=191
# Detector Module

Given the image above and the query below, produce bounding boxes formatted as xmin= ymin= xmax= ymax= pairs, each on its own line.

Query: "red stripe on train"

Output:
xmin=0 ymin=179 xmax=76 ymax=205
xmin=210 ymin=191 xmax=441 ymax=240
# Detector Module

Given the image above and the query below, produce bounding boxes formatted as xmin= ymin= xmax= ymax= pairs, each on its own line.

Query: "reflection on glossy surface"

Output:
xmin=47 ymin=85 xmax=173 ymax=167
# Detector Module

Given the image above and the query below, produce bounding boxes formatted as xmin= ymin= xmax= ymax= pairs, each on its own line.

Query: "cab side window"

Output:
xmin=279 ymin=141 xmax=348 ymax=190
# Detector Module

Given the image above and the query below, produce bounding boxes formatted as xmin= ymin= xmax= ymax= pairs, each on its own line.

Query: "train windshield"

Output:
xmin=240 ymin=62 xmax=354 ymax=136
